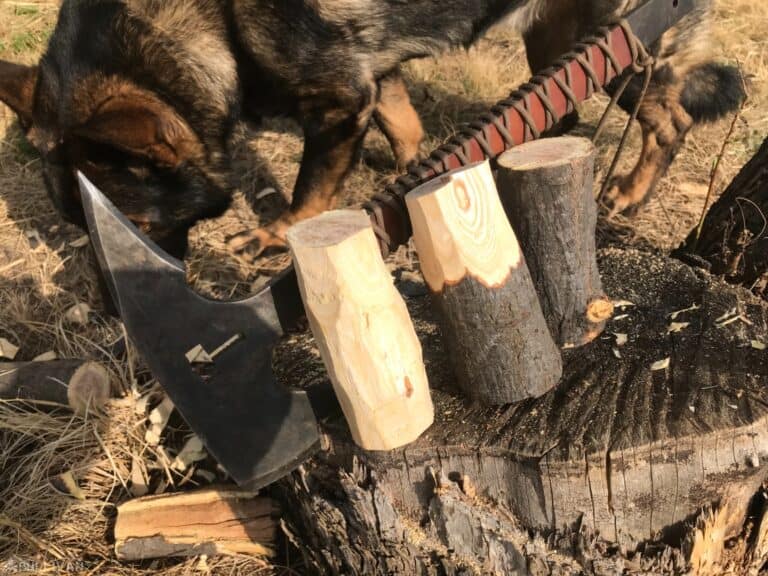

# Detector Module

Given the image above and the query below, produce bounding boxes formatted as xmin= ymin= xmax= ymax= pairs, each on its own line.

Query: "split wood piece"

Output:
xmin=0 ymin=360 xmax=111 ymax=413
xmin=286 ymin=209 xmax=433 ymax=450
xmin=497 ymin=136 xmax=613 ymax=347
xmin=406 ymin=160 xmax=562 ymax=405
xmin=114 ymin=489 xmax=276 ymax=560
xmin=272 ymin=249 xmax=768 ymax=574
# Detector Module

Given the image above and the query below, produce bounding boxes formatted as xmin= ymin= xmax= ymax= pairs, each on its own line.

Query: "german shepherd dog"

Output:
xmin=0 ymin=0 xmax=744 ymax=260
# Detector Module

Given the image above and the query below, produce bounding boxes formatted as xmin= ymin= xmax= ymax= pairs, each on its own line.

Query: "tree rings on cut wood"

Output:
xmin=497 ymin=136 xmax=612 ymax=347
xmin=406 ymin=160 xmax=562 ymax=405
xmin=287 ymin=209 xmax=433 ymax=450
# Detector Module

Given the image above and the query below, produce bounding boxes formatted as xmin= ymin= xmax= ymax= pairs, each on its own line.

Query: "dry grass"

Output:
xmin=0 ymin=0 xmax=766 ymax=574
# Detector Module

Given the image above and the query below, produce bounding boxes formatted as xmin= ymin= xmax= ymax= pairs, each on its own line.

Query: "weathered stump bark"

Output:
xmin=273 ymin=249 xmax=768 ymax=575
xmin=405 ymin=161 xmax=562 ymax=405
xmin=0 ymin=360 xmax=111 ymax=413
xmin=497 ymin=137 xmax=613 ymax=347
xmin=287 ymin=210 xmax=433 ymax=450
xmin=675 ymin=136 xmax=768 ymax=296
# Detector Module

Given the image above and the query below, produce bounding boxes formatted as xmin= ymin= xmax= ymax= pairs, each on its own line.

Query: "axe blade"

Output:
xmin=78 ymin=173 xmax=319 ymax=489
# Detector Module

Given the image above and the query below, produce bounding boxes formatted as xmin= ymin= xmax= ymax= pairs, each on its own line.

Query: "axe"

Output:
xmin=78 ymin=0 xmax=694 ymax=489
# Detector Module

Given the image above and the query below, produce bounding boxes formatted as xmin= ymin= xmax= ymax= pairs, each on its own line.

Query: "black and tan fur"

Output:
xmin=0 ymin=0 xmax=745 ymax=259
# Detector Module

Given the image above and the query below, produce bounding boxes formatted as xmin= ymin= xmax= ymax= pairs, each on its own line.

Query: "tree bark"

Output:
xmin=273 ymin=249 xmax=768 ymax=575
xmin=675 ymin=136 xmax=768 ymax=296
xmin=405 ymin=161 xmax=562 ymax=405
xmin=497 ymin=136 xmax=613 ymax=347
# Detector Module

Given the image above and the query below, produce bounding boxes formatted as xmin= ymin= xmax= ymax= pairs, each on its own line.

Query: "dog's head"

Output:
xmin=0 ymin=58 xmax=232 ymax=256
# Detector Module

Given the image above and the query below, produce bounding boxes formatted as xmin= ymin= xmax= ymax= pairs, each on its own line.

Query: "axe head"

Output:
xmin=77 ymin=173 xmax=319 ymax=489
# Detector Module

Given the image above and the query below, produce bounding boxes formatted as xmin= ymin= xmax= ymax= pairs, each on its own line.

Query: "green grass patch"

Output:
xmin=14 ymin=5 xmax=39 ymax=16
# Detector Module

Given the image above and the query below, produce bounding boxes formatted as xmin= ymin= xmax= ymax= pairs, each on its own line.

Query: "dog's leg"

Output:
xmin=373 ymin=68 xmax=424 ymax=171
xmin=228 ymin=82 xmax=378 ymax=259
xmin=602 ymin=85 xmax=693 ymax=216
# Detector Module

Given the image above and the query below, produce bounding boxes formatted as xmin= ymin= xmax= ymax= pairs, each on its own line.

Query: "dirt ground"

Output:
xmin=0 ymin=0 xmax=765 ymax=574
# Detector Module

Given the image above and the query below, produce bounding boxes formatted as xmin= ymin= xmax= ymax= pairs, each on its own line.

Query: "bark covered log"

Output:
xmin=406 ymin=161 xmax=562 ymax=405
xmin=497 ymin=136 xmax=613 ymax=347
xmin=675 ymin=136 xmax=768 ymax=295
xmin=273 ymin=248 xmax=768 ymax=575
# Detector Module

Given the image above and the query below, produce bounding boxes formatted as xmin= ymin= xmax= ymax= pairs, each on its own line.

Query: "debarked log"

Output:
xmin=272 ymin=248 xmax=768 ymax=575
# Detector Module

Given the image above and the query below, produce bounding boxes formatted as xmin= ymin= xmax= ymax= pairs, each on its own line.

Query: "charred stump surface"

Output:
xmin=273 ymin=248 xmax=768 ymax=575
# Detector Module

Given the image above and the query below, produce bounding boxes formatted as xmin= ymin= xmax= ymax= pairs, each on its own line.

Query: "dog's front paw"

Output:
xmin=226 ymin=221 xmax=290 ymax=263
xmin=601 ymin=175 xmax=640 ymax=218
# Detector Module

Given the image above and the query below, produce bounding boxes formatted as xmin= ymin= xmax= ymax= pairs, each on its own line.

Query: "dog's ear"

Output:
xmin=74 ymin=90 xmax=201 ymax=168
xmin=0 ymin=60 xmax=38 ymax=124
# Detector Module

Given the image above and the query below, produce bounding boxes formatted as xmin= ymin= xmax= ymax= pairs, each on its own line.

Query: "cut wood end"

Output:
xmin=497 ymin=136 xmax=594 ymax=171
xmin=405 ymin=160 xmax=522 ymax=292
xmin=586 ymin=297 xmax=614 ymax=323
xmin=67 ymin=361 xmax=112 ymax=413
xmin=286 ymin=209 xmax=370 ymax=248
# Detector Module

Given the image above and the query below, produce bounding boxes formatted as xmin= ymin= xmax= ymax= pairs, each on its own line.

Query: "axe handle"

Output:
xmin=365 ymin=20 xmax=643 ymax=255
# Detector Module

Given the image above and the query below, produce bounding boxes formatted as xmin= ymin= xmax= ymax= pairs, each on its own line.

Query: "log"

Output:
xmin=114 ymin=489 xmax=276 ymax=561
xmin=675 ymin=136 xmax=768 ymax=296
xmin=497 ymin=136 xmax=613 ymax=347
xmin=405 ymin=160 xmax=562 ymax=405
xmin=272 ymin=248 xmax=768 ymax=575
xmin=0 ymin=360 xmax=111 ymax=413
xmin=286 ymin=209 xmax=433 ymax=450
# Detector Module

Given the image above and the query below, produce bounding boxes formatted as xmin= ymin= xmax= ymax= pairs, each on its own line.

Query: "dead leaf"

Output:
xmin=670 ymin=304 xmax=700 ymax=320
xmin=667 ymin=322 xmax=690 ymax=334
xmin=185 ymin=344 xmax=212 ymax=364
xmin=651 ymin=358 xmax=670 ymax=371
xmin=50 ymin=471 xmax=86 ymax=500
xmin=614 ymin=333 xmax=628 ymax=346
xmin=145 ymin=396 xmax=175 ymax=446
xmin=33 ymin=350 xmax=57 ymax=362
xmin=171 ymin=435 xmax=207 ymax=472
xmin=69 ymin=235 xmax=90 ymax=248
xmin=64 ymin=302 xmax=91 ymax=325
xmin=0 ymin=338 xmax=19 ymax=360
xmin=751 ymin=340 xmax=767 ymax=350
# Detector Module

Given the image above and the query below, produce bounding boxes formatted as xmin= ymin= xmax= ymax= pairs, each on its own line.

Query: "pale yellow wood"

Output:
xmin=114 ymin=489 xmax=275 ymax=560
xmin=287 ymin=210 xmax=434 ymax=450
xmin=405 ymin=160 xmax=522 ymax=293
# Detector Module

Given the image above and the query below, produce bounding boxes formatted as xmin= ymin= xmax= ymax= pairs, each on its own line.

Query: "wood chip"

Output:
xmin=751 ymin=340 xmax=767 ymax=351
xmin=69 ymin=235 xmax=90 ymax=248
xmin=25 ymin=228 xmax=42 ymax=249
xmin=130 ymin=456 xmax=149 ymax=497
xmin=145 ymin=396 xmax=175 ymax=446
xmin=689 ymin=405 xmax=696 ymax=413
xmin=651 ymin=358 xmax=670 ymax=371
xmin=613 ymin=333 xmax=628 ymax=346
xmin=612 ymin=348 xmax=622 ymax=359
xmin=670 ymin=304 xmax=700 ymax=320
xmin=65 ymin=302 xmax=92 ymax=325
xmin=0 ymin=338 xmax=19 ymax=360
xmin=33 ymin=350 xmax=57 ymax=362
xmin=255 ymin=187 xmax=278 ymax=200
xmin=667 ymin=322 xmax=690 ymax=334
xmin=171 ymin=435 xmax=207 ymax=472
xmin=612 ymin=314 xmax=629 ymax=321
xmin=715 ymin=307 xmax=739 ymax=323
xmin=612 ymin=300 xmax=635 ymax=308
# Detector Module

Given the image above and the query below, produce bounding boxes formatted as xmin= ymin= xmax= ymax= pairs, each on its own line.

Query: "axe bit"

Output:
xmin=77 ymin=0 xmax=693 ymax=489
xmin=78 ymin=174 xmax=319 ymax=489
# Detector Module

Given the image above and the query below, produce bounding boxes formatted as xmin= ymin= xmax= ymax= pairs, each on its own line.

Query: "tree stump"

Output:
xmin=675 ymin=136 xmax=768 ymax=296
xmin=497 ymin=137 xmax=612 ymax=347
xmin=287 ymin=210 xmax=433 ymax=450
xmin=405 ymin=161 xmax=562 ymax=405
xmin=272 ymin=249 xmax=768 ymax=575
